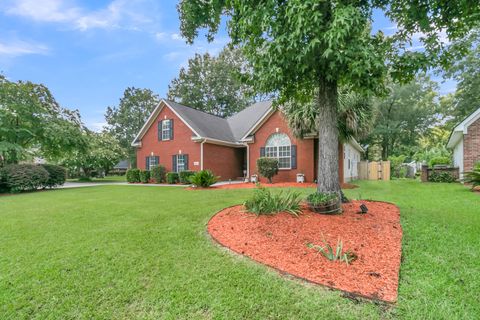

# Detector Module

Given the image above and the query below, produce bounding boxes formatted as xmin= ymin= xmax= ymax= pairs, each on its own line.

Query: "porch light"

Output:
xmin=150 ymin=151 xmax=154 ymax=156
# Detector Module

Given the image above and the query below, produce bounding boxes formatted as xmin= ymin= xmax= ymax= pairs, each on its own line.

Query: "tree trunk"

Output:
xmin=316 ymin=77 xmax=340 ymax=195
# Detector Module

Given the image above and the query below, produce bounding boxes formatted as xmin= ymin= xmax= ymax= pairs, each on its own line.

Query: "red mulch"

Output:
xmin=188 ymin=182 xmax=358 ymax=190
xmin=207 ymin=200 xmax=402 ymax=303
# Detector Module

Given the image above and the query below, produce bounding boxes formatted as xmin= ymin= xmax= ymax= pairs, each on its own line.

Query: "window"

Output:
xmin=162 ymin=120 xmax=171 ymax=140
xmin=149 ymin=157 xmax=157 ymax=169
xmin=265 ymin=133 xmax=291 ymax=169
xmin=177 ymin=154 xmax=186 ymax=172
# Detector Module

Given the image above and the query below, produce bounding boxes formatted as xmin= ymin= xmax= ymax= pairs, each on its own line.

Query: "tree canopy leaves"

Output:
xmin=168 ymin=47 xmax=259 ymax=117
xmin=105 ymin=87 xmax=159 ymax=167
xmin=0 ymin=75 xmax=86 ymax=165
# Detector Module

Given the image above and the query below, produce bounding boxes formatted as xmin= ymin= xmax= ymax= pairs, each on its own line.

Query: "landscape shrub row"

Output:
xmin=0 ymin=164 xmax=66 ymax=193
xmin=126 ymin=168 xmax=218 ymax=187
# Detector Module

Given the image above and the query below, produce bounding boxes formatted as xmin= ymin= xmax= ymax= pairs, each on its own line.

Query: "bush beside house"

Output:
xmin=151 ymin=166 xmax=166 ymax=183
xmin=189 ymin=170 xmax=218 ymax=188
xmin=256 ymin=157 xmax=279 ymax=183
xmin=126 ymin=169 xmax=141 ymax=183
xmin=166 ymin=172 xmax=179 ymax=184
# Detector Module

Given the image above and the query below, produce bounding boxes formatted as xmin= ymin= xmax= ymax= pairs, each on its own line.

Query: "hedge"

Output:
xmin=179 ymin=170 xmax=195 ymax=184
xmin=126 ymin=169 xmax=141 ymax=183
xmin=40 ymin=164 xmax=67 ymax=188
xmin=139 ymin=170 xmax=151 ymax=183
xmin=151 ymin=166 xmax=166 ymax=183
xmin=166 ymin=172 xmax=179 ymax=184
xmin=0 ymin=164 xmax=49 ymax=192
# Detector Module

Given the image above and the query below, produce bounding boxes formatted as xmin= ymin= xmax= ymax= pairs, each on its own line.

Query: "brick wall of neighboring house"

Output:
xmin=464 ymin=116 xmax=480 ymax=172
xmin=136 ymin=106 xmax=201 ymax=172
xmin=248 ymin=110 xmax=316 ymax=183
xmin=203 ymin=143 xmax=245 ymax=180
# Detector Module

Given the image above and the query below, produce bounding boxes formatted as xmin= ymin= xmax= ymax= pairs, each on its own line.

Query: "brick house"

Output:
xmin=447 ymin=107 xmax=480 ymax=178
xmin=132 ymin=99 xmax=363 ymax=183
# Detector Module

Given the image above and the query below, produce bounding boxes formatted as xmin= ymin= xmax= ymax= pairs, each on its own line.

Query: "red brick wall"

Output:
xmin=203 ymin=143 xmax=245 ymax=180
xmin=136 ymin=105 xmax=201 ymax=172
xmin=464 ymin=116 xmax=480 ymax=172
xmin=248 ymin=111 xmax=315 ymax=183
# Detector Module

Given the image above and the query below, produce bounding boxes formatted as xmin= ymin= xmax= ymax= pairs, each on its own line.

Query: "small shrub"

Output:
xmin=126 ymin=168 xmax=141 ymax=183
xmin=139 ymin=170 xmax=150 ymax=183
xmin=244 ymin=185 xmax=302 ymax=216
xmin=306 ymin=192 xmax=339 ymax=206
xmin=78 ymin=176 xmax=92 ymax=182
xmin=428 ymin=171 xmax=455 ymax=183
xmin=388 ymin=155 xmax=406 ymax=178
xmin=256 ymin=157 xmax=279 ymax=183
xmin=179 ymin=170 xmax=195 ymax=184
xmin=166 ymin=172 xmax=179 ymax=184
xmin=398 ymin=166 xmax=407 ymax=178
xmin=151 ymin=165 xmax=166 ymax=183
xmin=429 ymin=156 xmax=451 ymax=168
xmin=40 ymin=164 xmax=67 ymax=188
xmin=0 ymin=164 xmax=49 ymax=192
xmin=463 ymin=161 xmax=480 ymax=189
xmin=307 ymin=238 xmax=357 ymax=265
xmin=189 ymin=170 xmax=218 ymax=187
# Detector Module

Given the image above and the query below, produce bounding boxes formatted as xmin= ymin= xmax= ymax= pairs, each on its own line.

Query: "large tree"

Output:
xmin=0 ymin=75 xmax=85 ymax=165
xmin=60 ymin=130 xmax=124 ymax=178
xmin=178 ymin=0 xmax=480 ymax=196
xmin=364 ymin=75 xmax=440 ymax=159
xmin=443 ymin=31 xmax=480 ymax=125
xmin=168 ymin=47 xmax=258 ymax=117
xmin=105 ymin=87 xmax=160 ymax=167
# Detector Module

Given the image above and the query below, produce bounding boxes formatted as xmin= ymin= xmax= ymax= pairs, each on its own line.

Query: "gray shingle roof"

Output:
xmin=165 ymin=99 xmax=272 ymax=143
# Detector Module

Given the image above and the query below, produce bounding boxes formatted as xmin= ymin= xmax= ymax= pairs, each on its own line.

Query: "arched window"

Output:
xmin=265 ymin=133 xmax=291 ymax=169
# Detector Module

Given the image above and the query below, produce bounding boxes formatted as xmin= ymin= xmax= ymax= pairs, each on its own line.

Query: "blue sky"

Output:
xmin=0 ymin=0 xmax=455 ymax=130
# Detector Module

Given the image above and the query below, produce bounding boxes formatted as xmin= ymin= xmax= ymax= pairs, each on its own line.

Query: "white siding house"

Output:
xmin=343 ymin=140 xmax=364 ymax=181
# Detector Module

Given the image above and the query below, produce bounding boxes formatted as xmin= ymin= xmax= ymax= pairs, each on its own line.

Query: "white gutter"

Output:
xmin=200 ymin=139 xmax=206 ymax=170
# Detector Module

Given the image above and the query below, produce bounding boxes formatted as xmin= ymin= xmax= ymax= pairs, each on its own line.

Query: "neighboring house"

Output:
xmin=447 ymin=107 xmax=480 ymax=178
xmin=132 ymin=99 xmax=364 ymax=183
xmin=112 ymin=160 xmax=130 ymax=174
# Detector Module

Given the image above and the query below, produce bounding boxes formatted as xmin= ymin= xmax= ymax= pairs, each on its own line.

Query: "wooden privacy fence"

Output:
xmin=358 ymin=161 xmax=390 ymax=181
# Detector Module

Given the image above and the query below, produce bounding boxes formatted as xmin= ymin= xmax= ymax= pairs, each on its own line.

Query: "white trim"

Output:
xmin=240 ymin=106 xmax=275 ymax=141
xmin=245 ymin=143 xmax=250 ymax=177
xmin=191 ymin=136 xmax=244 ymax=148
xmin=347 ymin=138 xmax=364 ymax=153
xmin=447 ymin=107 xmax=480 ymax=148
xmin=131 ymin=99 xmax=201 ymax=147
xmin=200 ymin=139 xmax=205 ymax=170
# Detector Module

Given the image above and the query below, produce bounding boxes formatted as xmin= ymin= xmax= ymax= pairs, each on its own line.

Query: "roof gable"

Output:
xmin=132 ymin=99 xmax=274 ymax=146
xmin=447 ymin=106 xmax=480 ymax=148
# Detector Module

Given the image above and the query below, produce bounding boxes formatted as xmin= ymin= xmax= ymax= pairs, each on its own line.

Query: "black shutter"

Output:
xmin=154 ymin=156 xmax=159 ymax=166
xmin=291 ymin=145 xmax=297 ymax=169
xmin=184 ymin=154 xmax=189 ymax=170
xmin=260 ymin=147 xmax=265 ymax=157
xmin=146 ymin=156 xmax=150 ymax=170
xmin=172 ymin=155 xmax=177 ymax=172
xmin=169 ymin=119 xmax=174 ymax=140
xmin=158 ymin=121 xmax=162 ymax=141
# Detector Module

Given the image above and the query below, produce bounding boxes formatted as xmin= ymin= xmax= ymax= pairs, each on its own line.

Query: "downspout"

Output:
xmin=242 ymin=142 xmax=250 ymax=179
xmin=200 ymin=139 xmax=206 ymax=170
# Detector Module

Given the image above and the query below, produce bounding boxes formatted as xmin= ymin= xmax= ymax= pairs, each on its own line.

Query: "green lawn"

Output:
xmin=0 ymin=180 xmax=479 ymax=319
xmin=66 ymin=175 xmax=126 ymax=183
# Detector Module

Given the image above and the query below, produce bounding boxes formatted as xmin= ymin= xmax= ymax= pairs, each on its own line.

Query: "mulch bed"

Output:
xmin=188 ymin=182 xmax=358 ymax=190
xmin=207 ymin=200 xmax=402 ymax=303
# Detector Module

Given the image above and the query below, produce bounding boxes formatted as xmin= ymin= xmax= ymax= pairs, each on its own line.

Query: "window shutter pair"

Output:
xmin=171 ymin=154 xmax=188 ymax=172
xmin=260 ymin=147 xmax=265 ymax=157
xmin=158 ymin=119 xmax=174 ymax=141
xmin=146 ymin=156 xmax=150 ymax=170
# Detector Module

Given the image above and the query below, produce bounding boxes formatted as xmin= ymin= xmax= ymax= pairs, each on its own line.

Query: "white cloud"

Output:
xmin=4 ymin=0 xmax=159 ymax=32
xmin=0 ymin=40 xmax=49 ymax=57
xmin=86 ymin=120 xmax=107 ymax=132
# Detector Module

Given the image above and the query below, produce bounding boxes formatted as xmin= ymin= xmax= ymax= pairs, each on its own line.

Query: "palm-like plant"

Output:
xmin=282 ymin=87 xmax=374 ymax=142
xmin=464 ymin=162 xmax=480 ymax=190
